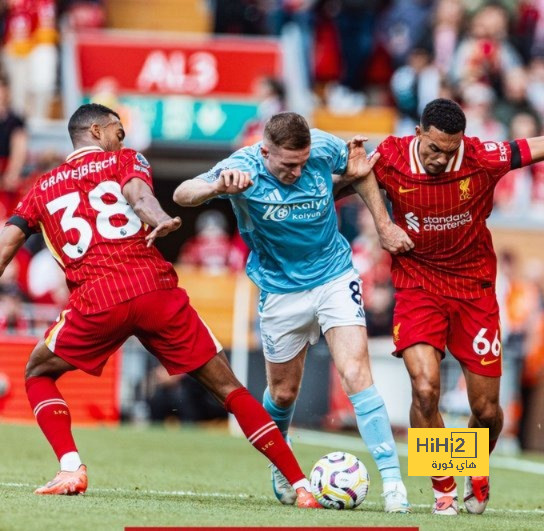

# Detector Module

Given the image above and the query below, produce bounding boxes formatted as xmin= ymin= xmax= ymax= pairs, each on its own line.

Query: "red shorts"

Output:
xmin=43 ymin=288 xmax=222 ymax=376
xmin=392 ymin=288 xmax=502 ymax=377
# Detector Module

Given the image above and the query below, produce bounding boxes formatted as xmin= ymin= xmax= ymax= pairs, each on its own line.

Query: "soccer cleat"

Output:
xmin=295 ymin=488 xmax=321 ymax=509
xmin=464 ymin=475 xmax=490 ymax=514
xmin=270 ymin=436 xmax=296 ymax=505
xmin=432 ymin=495 xmax=459 ymax=515
xmin=383 ymin=484 xmax=411 ymax=513
xmin=34 ymin=465 xmax=88 ymax=495
xmin=270 ymin=464 xmax=297 ymax=505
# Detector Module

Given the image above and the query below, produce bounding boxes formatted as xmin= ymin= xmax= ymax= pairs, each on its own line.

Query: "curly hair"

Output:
xmin=68 ymin=103 xmax=120 ymax=145
xmin=421 ymin=98 xmax=466 ymax=134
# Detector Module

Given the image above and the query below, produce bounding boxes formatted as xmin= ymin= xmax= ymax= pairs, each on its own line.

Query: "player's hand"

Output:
xmin=145 ymin=216 xmax=182 ymax=247
xmin=344 ymin=136 xmax=380 ymax=181
xmin=214 ymin=169 xmax=253 ymax=195
xmin=377 ymin=222 xmax=415 ymax=255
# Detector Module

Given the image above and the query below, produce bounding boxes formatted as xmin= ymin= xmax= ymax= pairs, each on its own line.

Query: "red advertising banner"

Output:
xmin=0 ymin=336 xmax=120 ymax=425
xmin=75 ymin=32 xmax=282 ymax=97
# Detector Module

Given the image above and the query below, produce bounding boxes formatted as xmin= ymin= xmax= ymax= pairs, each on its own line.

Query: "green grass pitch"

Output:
xmin=1 ymin=423 xmax=543 ymax=530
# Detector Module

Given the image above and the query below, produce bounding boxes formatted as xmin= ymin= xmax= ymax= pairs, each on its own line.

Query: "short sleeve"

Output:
xmin=118 ymin=149 xmax=154 ymax=190
xmin=311 ymin=129 xmax=348 ymax=174
xmin=7 ymin=187 xmax=40 ymax=237
xmin=472 ymin=138 xmax=531 ymax=181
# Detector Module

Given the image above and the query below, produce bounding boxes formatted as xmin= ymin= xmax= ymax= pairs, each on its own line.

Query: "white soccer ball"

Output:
xmin=310 ymin=451 xmax=369 ymax=509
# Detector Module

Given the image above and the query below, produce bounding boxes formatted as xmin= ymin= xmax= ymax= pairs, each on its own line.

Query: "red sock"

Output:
xmin=489 ymin=438 xmax=497 ymax=455
xmin=431 ymin=476 xmax=456 ymax=495
xmin=26 ymin=376 xmax=78 ymax=461
xmin=225 ymin=387 xmax=305 ymax=487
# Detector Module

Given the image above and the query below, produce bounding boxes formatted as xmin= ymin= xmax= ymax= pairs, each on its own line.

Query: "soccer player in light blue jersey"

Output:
xmin=174 ymin=112 xmax=414 ymax=513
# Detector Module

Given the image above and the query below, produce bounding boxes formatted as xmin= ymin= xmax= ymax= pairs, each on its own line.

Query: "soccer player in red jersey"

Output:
xmin=337 ymin=98 xmax=543 ymax=515
xmin=0 ymin=103 xmax=319 ymax=507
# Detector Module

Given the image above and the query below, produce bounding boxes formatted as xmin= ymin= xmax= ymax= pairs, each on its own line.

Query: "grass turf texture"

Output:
xmin=1 ymin=423 xmax=543 ymax=530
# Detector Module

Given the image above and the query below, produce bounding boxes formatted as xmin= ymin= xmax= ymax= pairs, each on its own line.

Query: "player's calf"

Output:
xmin=225 ymin=388 xmax=312 ymax=498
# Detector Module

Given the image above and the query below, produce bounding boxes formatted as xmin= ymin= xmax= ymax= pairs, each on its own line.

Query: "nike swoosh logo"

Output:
xmin=399 ymin=186 xmax=419 ymax=194
xmin=443 ymin=484 xmax=455 ymax=492
xmin=481 ymin=358 xmax=499 ymax=366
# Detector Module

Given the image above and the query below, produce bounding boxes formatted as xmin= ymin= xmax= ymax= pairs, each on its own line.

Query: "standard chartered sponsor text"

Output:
xmin=423 ymin=212 xmax=472 ymax=231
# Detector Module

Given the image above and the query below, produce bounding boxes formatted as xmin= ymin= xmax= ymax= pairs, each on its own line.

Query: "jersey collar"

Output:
xmin=409 ymin=137 xmax=465 ymax=174
xmin=66 ymin=146 xmax=104 ymax=163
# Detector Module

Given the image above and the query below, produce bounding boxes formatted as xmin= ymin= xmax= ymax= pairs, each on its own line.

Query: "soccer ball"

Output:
xmin=310 ymin=451 xmax=369 ymax=509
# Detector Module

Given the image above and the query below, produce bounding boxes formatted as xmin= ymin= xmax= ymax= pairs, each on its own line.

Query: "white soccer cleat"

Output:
xmin=383 ymin=484 xmax=411 ymax=513
xmin=464 ymin=475 xmax=490 ymax=514
xmin=270 ymin=436 xmax=297 ymax=505
xmin=432 ymin=495 xmax=459 ymax=515
xmin=270 ymin=464 xmax=297 ymax=505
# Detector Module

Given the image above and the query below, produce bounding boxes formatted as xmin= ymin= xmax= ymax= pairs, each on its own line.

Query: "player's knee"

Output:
xmin=471 ymin=398 xmax=501 ymax=427
xmin=412 ymin=381 xmax=440 ymax=415
xmin=270 ymin=386 xmax=298 ymax=408
xmin=338 ymin=364 xmax=371 ymax=395
xmin=25 ymin=345 xmax=70 ymax=380
xmin=25 ymin=357 xmax=50 ymax=380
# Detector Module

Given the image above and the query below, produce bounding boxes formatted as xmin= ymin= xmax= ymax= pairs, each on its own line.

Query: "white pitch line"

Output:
xmin=1 ymin=482 xmax=543 ymax=516
xmin=292 ymin=428 xmax=544 ymax=476
xmin=0 ymin=482 xmax=267 ymax=500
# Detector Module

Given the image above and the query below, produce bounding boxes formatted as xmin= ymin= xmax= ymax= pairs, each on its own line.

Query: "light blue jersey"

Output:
xmin=200 ymin=129 xmax=353 ymax=293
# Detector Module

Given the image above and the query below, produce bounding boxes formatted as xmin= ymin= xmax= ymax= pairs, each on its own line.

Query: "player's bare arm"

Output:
xmin=352 ymin=171 xmax=415 ymax=255
xmin=122 ymin=177 xmax=181 ymax=247
xmin=526 ymin=136 xmax=544 ymax=162
xmin=173 ymin=169 xmax=253 ymax=207
xmin=0 ymin=224 xmax=26 ymax=276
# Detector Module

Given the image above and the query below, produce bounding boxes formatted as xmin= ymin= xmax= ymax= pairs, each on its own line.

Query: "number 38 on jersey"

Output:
xmin=46 ymin=181 xmax=142 ymax=260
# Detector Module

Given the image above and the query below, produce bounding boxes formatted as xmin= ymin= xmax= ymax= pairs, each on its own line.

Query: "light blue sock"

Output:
xmin=263 ymin=387 xmax=295 ymax=439
xmin=349 ymin=385 xmax=402 ymax=483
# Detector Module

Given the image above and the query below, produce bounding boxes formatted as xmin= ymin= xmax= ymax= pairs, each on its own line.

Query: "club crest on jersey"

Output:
xmin=315 ymin=175 xmax=327 ymax=195
xmin=136 ymin=153 xmax=150 ymax=167
xmin=459 ymin=177 xmax=472 ymax=200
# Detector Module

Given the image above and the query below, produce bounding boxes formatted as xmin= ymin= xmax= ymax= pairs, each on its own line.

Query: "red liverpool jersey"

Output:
xmin=373 ymin=135 xmax=531 ymax=299
xmin=9 ymin=146 xmax=178 ymax=314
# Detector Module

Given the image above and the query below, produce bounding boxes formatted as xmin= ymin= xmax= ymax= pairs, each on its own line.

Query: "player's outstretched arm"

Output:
xmin=0 ymin=224 xmax=26 ymax=276
xmin=527 ymin=136 xmax=544 ymax=163
xmin=173 ymin=169 xmax=253 ymax=206
xmin=352 ymin=171 xmax=415 ymax=255
xmin=122 ymin=178 xmax=181 ymax=247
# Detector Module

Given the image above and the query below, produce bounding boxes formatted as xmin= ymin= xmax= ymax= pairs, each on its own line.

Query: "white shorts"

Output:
xmin=259 ymin=269 xmax=366 ymax=363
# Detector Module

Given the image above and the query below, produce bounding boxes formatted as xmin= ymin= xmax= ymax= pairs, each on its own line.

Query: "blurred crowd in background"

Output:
xmin=0 ymin=0 xmax=543 ymax=447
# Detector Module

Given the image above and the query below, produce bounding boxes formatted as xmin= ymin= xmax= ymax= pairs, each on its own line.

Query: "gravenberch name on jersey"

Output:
xmin=40 ymin=155 xmax=117 ymax=191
